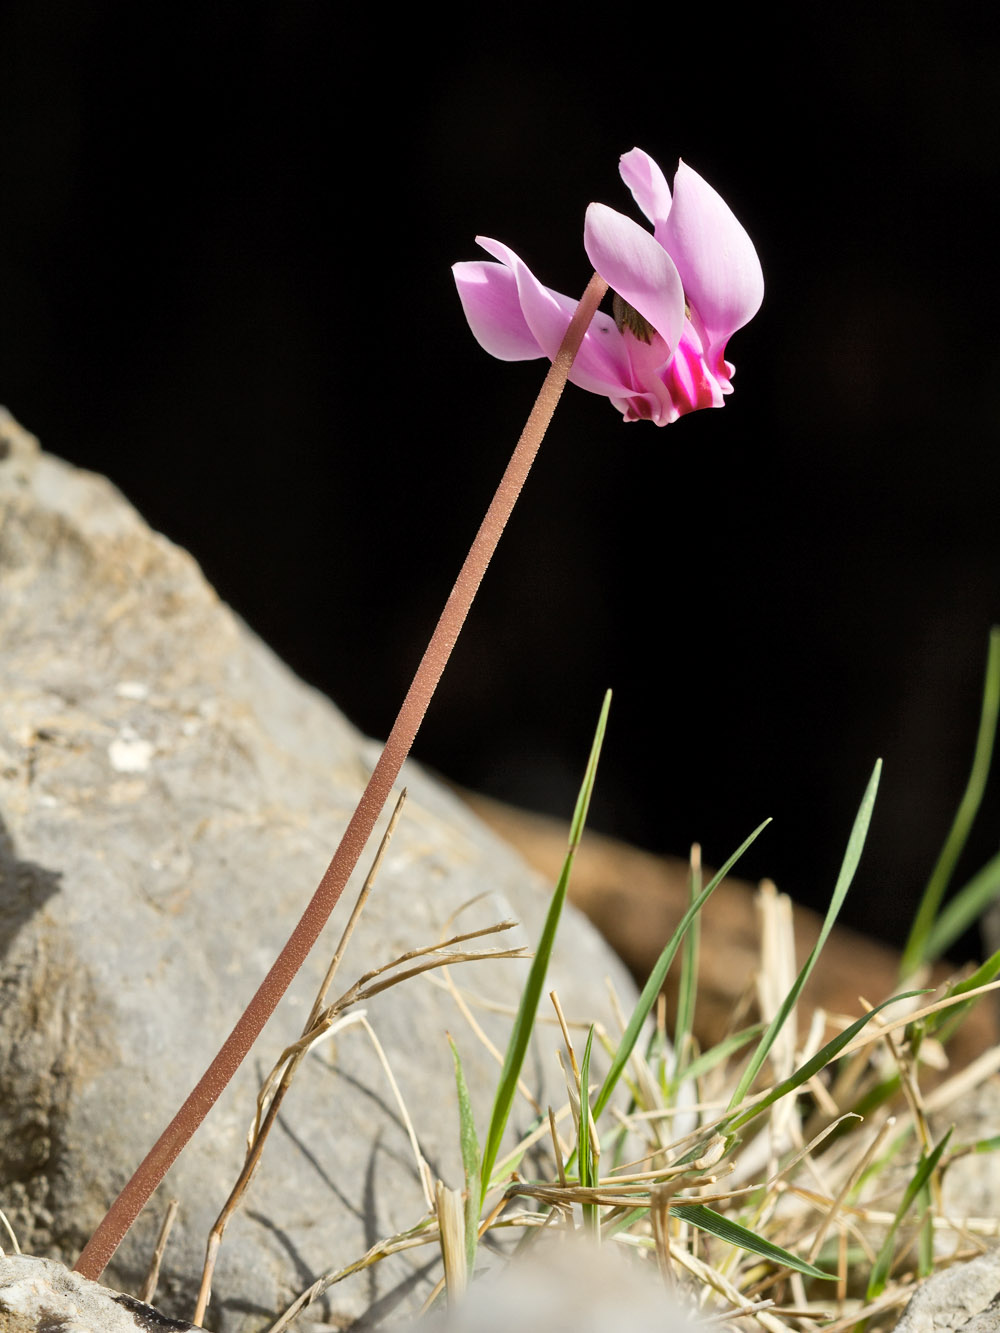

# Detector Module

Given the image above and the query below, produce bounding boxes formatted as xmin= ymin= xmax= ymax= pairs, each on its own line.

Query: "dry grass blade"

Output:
xmin=138 ymin=1197 xmax=178 ymax=1305
xmin=344 ymin=925 xmax=524 ymax=1005
xmin=263 ymin=1219 xmax=439 ymax=1333
xmin=806 ymin=1117 xmax=897 ymax=1264
xmin=435 ymin=1181 xmax=468 ymax=1303
xmin=0 ymin=1208 xmax=21 ymax=1255
xmin=357 ymin=1013 xmax=436 ymax=1208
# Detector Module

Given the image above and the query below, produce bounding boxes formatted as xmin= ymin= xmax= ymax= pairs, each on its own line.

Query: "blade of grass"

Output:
xmin=729 ymin=759 xmax=882 ymax=1109
xmin=448 ymin=1036 xmax=481 ymax=1272
xmin=901 ymin=626 xmax=1000 ymax=977
xmin=670 ymin=1203 xmax=835 ymax=1281
xmin=478 ymin=691 xmax=611 ymax=1206
xmin=435 ymin=1181 xmax=468 ymax=1303
xmin=866 ymin=1127 xmax=952 ymax=1300
xmin=578 ymin=1026 xmax=597 ymax=1232
xmin=725 ymin=990 xmax=926 ymax=1134
xmin=922 ymin=945 xmax=1000 ymax=1046
xmin=921 ymin=848 xmax=1000 ymax=965
xmin=917 ymin=1181 xmax=934 ymax=1278
xmin=591 ymin=817 xmax=772 ymax=1123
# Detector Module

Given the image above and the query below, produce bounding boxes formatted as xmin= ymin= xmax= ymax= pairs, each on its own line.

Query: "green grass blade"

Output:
xmin=922 ymin=945 xmax=1000 ymax=1045
xmin=601 ymin=1205 xmax=647 ymax=1240
xmin=846 ymin=1071 xmax=902 ymax=1125
xmin=921 ymin=848 xmax=1000 ymax=965
xmin=448 ymin=1035 xmax=481 ymax=1271
xmin=729 ymin=759 xmax=882 ymax=1109
xmin=578 ymin=1026 xmax=597 ymax=1232
xmin=902 ymin=626 xmax=1000 ymax=976
xmin=591 ymin=818 xmax=772 ymax=1122
xmin=725 ymin=990 xmax=925 ymax=1134
xmin=866 ymin=1127 xmax=952 ymax=1300
xmin=670 ymin=1204 xmax=834 ymax=1280
xmin=478 ymin=691 xmax=611 ymax=1205
xmin=917 ymin=1182 xmax=934 ymax=1277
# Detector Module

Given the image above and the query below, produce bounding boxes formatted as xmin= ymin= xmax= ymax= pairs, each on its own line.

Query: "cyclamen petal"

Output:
xmin=659 ymin=162 xmax=764 ymax=367
xmin=583 ymin=204 xmax=685 ymax=352
xmin=618 ymin=147 xmax=672 ymax=231
xmin=455 ymin=237 xmax=637 ymax=400
xmin=453 ymin=149 xmax=762 ymax=426
xmin=452 ymin=258 xmax=544 ymax=362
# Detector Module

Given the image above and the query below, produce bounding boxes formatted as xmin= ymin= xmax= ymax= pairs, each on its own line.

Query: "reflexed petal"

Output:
xmin=584 ymin=204 xmax=685 ymax=352
xmin=452 ymin=259 xmax=546 ymax=361
xmin=660 ymin=162 xmax=764 ymax=358
xmin=474 ymin=236 xmax=577 ymax=363
xmin=470 ymin=238 xmax=637 ymax=400
xmin=619 ymin=147 xmax=672 ymax=228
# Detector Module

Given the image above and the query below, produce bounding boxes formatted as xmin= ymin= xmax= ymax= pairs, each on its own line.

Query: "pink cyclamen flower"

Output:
xmin=453 ymin=149 xmax=764 ymax=425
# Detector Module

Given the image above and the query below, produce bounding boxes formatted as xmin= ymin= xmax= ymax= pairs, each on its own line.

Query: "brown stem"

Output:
xmin=193 ymin=793 xmax=408 ymax=1325
xmin=73 ymin=270 xmax=609 ymax=1281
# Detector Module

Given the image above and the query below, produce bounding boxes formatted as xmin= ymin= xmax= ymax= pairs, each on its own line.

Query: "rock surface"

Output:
xmin=0 ymin=411 xmax=638 ymax=1330
xmin=889 ymin=1247 xmax=1000 ymax=1333
xmin=0 ymin=1253 xmax=203 ymax=1332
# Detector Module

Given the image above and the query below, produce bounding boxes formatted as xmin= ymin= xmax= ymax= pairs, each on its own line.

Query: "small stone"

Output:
xmin=889 ymin=1246 xmax=1000 ymax=1332
xmin=0 ymin=1253 xmax=204 ymax=1332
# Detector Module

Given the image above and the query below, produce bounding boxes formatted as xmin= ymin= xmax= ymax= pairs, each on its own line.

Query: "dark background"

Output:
xmin=2 ymin=4 xmax=999 ymax=956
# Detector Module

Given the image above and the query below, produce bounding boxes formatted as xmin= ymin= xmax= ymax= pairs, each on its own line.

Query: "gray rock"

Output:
xmin=0 ymin=1252 xmax=204 ymax=1331
xmin=0 ymin=412 xmax=638 ymax=1330
xmin=889 ymin=1247 xmax=1000 ymax=1333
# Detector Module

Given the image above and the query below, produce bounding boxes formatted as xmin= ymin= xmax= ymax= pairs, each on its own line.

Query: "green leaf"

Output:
xmin=846 ymin=1071 xmax=901 ymax=1124
xmin=922 ymin=945 xmax=1000 ymax=1046
xmin=922 ymin=849 xmax=1000 ymax=965
xmin=478 ymin=692 xmax=611 ymax=1205
xmin=730 ymin=759 xmax=882 ymax=1109
xmin=591 ymin=818 xmax=772 ymax=1122
xmin=601 ymin=1205 xmax=647 ymax=1241
xmin=902 ymin=626 xmax=1000 ymax=976
xmin=448 ymin=1035 xmax=481 ymax=1272
xmin=671 ymin=1203 xmax=835 ymax=1281
xmin=867 ymin=1128 xmax=952 ymax=1299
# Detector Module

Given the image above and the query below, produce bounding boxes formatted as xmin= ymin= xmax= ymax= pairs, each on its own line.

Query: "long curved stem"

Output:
xmin=74 ymin=271 xmax=609 ymax=1282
